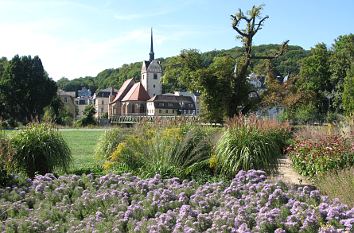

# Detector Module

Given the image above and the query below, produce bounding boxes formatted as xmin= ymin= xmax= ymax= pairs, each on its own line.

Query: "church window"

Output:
xmin=153 ymin=74 xmax=158 ymax=79
xmin=101 ymin=100 xmax=104 ymax=105
xmin=153 ymin=84 xmax=155 ymax=88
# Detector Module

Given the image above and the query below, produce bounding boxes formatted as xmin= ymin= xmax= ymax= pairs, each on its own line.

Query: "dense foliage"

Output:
xmin=75 ymin=105 xmax=97 ymax=127
xmin=43 ymin=95 xmax=75 ymax=126
xmin=0 ymin=133 xmax=14 ymax=186
xmin=283 ymin=34 xmax=354 ymax=122
xmin=0 ymin=55 xmax=57 ymax=124
xmin=288 ymin=128 xmax=354 ymax=177
xmin=99 ymin=117 xmax=292 ymax=181
xmin=215 ymin=116 xmax=291 ymax=177
xmin=102 ymin=124 xmax=216 ymax=181
xmin=11 ymin=124 xmax=72 ymax=177
xmin=0 ymin=171 xmax=353 ymax=232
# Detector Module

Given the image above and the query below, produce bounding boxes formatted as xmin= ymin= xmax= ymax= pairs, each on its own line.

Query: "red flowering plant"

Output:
xmin=287 ymin=128 xmax=354 ymax=177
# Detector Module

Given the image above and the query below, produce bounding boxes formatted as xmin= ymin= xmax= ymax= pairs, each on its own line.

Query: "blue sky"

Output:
xmin=0 ymin=0 xmax=353 ymax=81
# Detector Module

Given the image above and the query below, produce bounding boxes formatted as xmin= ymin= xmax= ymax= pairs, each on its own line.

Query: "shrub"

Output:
xmin=315 ymin=167 xmax=354 ymax=207
xmin=0 ymin=132 xmax=14 ymax=186
xmin=94 ymin=127 xmax=129 ymax=161
xmin=75 ymin=105 xmax=96 ymax=127
xmin=139 ymin=126 xmax=214 ymax=179
xmin=11 ymin=124 xmax=72 ymax=177
xmin=105 ymin=125 xmax=215 ymax=180
xmin=288 ymin=130 xmax=354 ymax=177
xmin=215 ymin=115 xmax=291 ymax=178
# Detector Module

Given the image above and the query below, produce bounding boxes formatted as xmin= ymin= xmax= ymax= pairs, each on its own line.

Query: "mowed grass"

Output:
xmin=59 ymin=129 xmax=105 ymax=173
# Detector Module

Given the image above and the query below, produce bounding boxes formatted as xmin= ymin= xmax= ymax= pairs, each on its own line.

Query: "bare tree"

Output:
xmin=229 ymin=5 xmax=289 ymax=116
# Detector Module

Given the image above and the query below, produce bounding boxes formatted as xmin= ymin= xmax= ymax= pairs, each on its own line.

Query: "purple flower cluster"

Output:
xmin=0 ymin=170 xmax=353 ymax=232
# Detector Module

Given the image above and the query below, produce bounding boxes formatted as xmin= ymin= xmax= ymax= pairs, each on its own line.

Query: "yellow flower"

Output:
xmin=111 ymin=142 xmax=127 ymax=162
xmin=102 ymin=161 xmax=114 ymax=171
xmin=209 ymin=153 xmax=217 ymax=169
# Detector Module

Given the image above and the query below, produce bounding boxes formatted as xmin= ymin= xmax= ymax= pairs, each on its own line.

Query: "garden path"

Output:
xmin=270 ymin=156 xmax=310 ymax=186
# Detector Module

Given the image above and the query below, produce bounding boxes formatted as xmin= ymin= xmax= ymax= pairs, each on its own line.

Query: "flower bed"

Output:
xmin=0 ymin=171 xmax=353 ymax=232
xmin=288 ymin=133 xmax=354 ymax=177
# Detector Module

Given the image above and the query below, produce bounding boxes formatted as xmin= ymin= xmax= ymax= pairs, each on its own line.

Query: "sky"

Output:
xmin=0 ymin=0 xmax=353 ymax=81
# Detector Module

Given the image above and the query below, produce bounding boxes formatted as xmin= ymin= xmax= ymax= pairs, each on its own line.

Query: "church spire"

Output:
xmin=149 ymin=28 xmax=154 ymax=62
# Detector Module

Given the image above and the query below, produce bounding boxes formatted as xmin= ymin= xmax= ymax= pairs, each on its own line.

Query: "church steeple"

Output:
xmin=149 ymin=28 xmax=154 ymax=62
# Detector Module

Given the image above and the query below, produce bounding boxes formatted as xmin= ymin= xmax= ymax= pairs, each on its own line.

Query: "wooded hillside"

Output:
xmin=57 ymin=44 xmax=309 ymax=94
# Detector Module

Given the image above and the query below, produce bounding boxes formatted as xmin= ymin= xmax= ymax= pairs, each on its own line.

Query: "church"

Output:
xmin=108 ymin=29 xmax=196 ymax=118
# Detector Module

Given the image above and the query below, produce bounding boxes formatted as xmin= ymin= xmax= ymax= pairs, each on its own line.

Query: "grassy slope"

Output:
xmin=60 ymin=129 xmax=105 ymax=173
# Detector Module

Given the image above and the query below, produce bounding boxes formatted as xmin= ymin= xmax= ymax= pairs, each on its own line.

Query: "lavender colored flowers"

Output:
xmin=0 ymin=170 xmax=353 ymax=232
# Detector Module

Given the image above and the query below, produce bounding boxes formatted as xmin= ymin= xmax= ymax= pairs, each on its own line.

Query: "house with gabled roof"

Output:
xmin=109 ymin=78 xmax=135 ymax=117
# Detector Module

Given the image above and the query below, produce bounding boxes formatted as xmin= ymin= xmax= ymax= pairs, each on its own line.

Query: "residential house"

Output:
xmin=93 ymin=87 xmax=117 ymax=118
xmin=146 ymin=94 xmax=196 ymax=116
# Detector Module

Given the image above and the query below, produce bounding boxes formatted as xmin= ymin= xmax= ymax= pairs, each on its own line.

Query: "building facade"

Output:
xmin=93 ymin=87 xmax=116 ymax=118
xmin=146 ymin=94 xmax=196 ymax=116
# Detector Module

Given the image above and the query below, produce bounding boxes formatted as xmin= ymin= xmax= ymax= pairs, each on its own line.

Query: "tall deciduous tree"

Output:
xmin=0 ymin=55 xmax=57 ymax=123
xmin=297 ymin=43 xmax=331 ymax=119
xmin=330 ymin=34 xmax=354 ymax=112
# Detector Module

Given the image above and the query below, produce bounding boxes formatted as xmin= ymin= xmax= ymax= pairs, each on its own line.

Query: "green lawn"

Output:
xmin=60 ymin=129 xmax=106 ymax=173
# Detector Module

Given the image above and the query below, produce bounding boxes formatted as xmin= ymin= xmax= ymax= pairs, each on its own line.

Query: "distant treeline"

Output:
xmin=56 ymin=44 xmax=309 ymax=94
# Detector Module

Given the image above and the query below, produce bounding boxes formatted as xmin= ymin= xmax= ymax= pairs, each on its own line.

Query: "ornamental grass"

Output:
xmin=215 ymin=115 xmax=291 ymax=178
xmin=10 ymin=123 xmax=72 ymax=177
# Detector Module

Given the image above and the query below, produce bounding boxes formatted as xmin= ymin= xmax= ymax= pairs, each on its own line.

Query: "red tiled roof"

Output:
xmin=111 ymin=78 xmax=135 ymax=103
xmin=122 ymin=82 xmax=150 ymax=101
